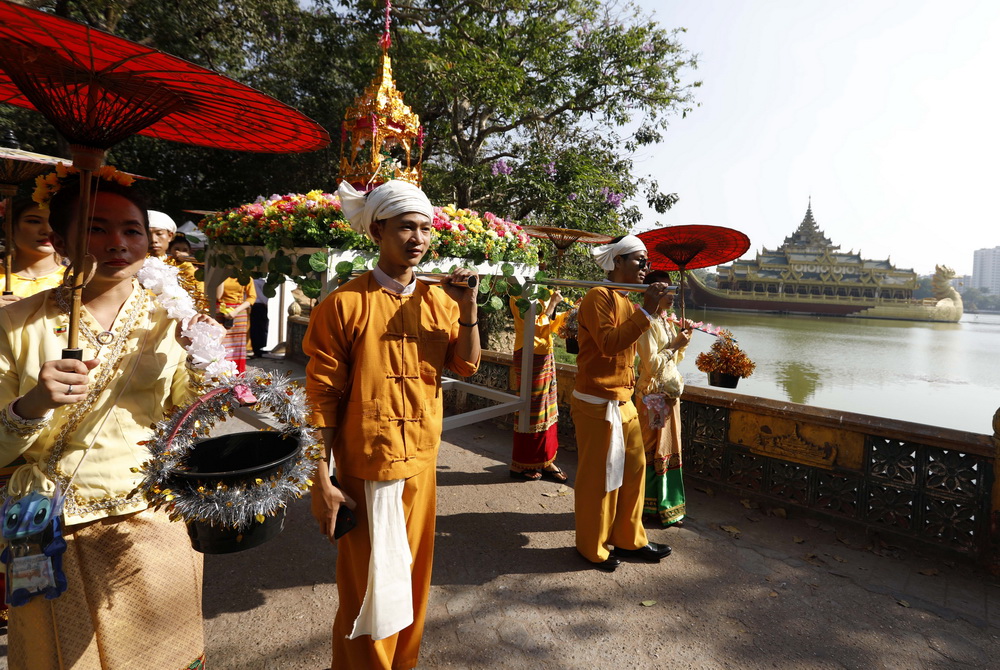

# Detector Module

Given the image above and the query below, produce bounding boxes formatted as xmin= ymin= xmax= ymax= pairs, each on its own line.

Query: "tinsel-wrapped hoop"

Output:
xmin=133 ymin=370 xmax=322 ymax=530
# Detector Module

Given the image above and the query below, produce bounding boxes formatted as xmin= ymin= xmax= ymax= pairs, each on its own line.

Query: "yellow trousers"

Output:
xmin=570 ymin=397 xmax=648 ymax=562
xmin=331 ymin=465 xmax=436 ymax=670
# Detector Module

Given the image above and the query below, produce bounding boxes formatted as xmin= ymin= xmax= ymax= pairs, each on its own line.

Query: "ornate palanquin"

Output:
xmin=338 ymin=5 xmax=422 ymax=190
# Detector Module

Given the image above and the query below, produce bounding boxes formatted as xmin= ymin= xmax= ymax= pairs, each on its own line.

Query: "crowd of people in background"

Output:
xmin=0 ymin=176 xmax=693 ymax=669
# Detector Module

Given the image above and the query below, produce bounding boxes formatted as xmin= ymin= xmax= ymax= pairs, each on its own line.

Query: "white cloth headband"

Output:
xmin=337 ymin=180 xmax=434 ymax=241
xmin=592 ymin=235 xmax=646 ymax=271
xmin=147 ymin=210 xmax=177 ymax=233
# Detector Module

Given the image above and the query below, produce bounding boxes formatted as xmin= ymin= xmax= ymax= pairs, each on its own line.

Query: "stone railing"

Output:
xmin=451 ymin=351 xmax=999 ymax=568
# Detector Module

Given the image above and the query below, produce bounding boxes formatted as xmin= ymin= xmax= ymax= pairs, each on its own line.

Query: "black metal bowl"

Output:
xmin=177 ymin=431 xmax=299 ymax=554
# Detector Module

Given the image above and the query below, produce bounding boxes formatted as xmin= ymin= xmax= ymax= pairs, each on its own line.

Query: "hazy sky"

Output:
xmin=629 ymin=0 xmax=1000 ymax=276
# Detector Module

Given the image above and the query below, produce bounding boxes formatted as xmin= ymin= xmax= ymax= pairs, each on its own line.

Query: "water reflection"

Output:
xmin=676 ymin=309 xmax=1000 ymax=434
xmin=773 ymin=361 xmax=824 ymax=405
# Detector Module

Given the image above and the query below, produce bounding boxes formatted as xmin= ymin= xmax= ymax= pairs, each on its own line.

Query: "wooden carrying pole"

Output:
xmin=348 ymin=270 xmax=478 ymax=289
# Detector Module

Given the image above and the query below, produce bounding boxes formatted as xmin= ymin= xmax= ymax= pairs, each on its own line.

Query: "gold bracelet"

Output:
xmin=2 ymin=398 xmax=52 ymax=437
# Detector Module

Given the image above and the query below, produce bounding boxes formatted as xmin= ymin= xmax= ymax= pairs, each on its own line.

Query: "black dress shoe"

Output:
xmin=590 ymin=556 xmax=622 ymax=573
xmin=613 ymin=542 xmax=672 ymax=562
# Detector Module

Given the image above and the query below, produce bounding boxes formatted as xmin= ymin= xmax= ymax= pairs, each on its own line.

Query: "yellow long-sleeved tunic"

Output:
xmin=0 ymin=283 xmax=195 ymax=524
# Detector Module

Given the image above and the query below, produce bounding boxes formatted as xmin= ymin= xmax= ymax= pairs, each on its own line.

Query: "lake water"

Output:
xmin=672 ymin=309 xmax=1000 ymax=436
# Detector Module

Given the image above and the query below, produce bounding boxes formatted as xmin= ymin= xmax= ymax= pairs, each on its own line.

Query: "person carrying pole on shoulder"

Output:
xmin=303 ymin=179 xmax=481 ymax=670
xmin=571 ymin=234 xmax=675 ymax=572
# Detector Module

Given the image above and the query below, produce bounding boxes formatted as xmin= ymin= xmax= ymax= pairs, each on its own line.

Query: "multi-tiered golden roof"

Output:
xmin=338 ymin=6 xmax=422 ymax=190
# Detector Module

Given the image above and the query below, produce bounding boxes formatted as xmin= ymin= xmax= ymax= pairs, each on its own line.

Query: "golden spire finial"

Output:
xmin=338 ymin=0 xmax=423 ymax=190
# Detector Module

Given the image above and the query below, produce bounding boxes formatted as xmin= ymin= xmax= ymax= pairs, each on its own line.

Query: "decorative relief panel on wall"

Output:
xmin=680 ymin=401 xmax=991 ymax=558
xmin=728 ymin=411 xmax=864 ymax=470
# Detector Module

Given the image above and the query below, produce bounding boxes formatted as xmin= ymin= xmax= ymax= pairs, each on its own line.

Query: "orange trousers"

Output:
xmin=331 ymin=465 xmax=436 ymax=670
xmin=570 ymin=396 xmax=648 ymax=563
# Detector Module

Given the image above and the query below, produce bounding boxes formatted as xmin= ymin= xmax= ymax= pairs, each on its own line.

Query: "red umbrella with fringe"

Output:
xmin=0 ymin=0 xmax=330 ymax=358
xmin=637 ymin=224 xmax=751 ymax=320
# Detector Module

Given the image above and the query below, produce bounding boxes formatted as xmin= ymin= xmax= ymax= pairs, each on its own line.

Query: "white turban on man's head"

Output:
xmin=337 ymin=180 xmax=434 ymax=241
xmin=147 ymin=210 xmax=177 ymax=233
xmin=592 ymin=235 xmax=647 ymax=272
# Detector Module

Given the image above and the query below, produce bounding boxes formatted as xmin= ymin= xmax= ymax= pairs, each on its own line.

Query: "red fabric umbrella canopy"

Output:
xmin=0 ymin=1 xmax=329 ymax=153
xmin=638 ymin=224 xmax=750 ymax=271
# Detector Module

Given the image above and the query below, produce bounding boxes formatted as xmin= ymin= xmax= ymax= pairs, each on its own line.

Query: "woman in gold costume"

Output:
xmin=0 ymin=198 xmax=64 ymax=306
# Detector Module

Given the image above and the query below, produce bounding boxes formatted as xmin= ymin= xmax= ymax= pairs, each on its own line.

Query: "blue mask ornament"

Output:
xmin=1 ymin=486 xmax=68 ymax=606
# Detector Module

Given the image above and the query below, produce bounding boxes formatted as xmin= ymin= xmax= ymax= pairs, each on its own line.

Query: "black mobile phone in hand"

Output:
xmin=329 ymin=475 xmax=357 ymax=539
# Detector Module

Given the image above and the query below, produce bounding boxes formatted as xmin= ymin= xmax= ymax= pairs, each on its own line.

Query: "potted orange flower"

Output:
xmin=695 ymin=330 xmax=755 ymax=388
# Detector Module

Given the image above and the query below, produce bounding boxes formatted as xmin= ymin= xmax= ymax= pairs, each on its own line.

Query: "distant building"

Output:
xmin=972 ymin=247 xmax=1000 ymax=295
xmin=715 ymin=201 xmax=917 ymax=300
xmin=687 ymin=200 xmax=962 ymax=322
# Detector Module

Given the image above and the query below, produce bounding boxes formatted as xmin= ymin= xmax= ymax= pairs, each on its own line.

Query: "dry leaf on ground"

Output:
xmin=720 ymin=525 xmax=742 ymax=539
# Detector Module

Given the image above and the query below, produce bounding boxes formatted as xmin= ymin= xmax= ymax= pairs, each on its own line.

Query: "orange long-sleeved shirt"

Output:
xmin=573 ymin=285 xmax=651 ymax=402
xmin=303 ymin=272 xmax=480 ymax=481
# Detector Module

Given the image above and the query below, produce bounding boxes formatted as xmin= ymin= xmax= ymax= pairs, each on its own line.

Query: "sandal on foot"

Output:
xmin=509 ymin=469 xmax=541 ymax=481
xmin=540 ymin=466 xmax=569 ymax=483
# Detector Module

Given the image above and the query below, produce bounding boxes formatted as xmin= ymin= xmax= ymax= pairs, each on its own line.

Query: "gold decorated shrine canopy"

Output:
xmin=339 ymin=0 xmax=423 ymax=189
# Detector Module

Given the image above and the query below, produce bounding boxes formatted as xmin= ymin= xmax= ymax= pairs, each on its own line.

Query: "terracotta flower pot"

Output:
xmin=708 ymin=371 xmax=740 ymax=389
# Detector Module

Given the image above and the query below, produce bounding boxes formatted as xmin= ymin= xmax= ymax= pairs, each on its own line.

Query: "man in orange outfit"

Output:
xmin=571 ymin=235 xmax=675 ymax=572
xmin=304 ymin=179 xmax=480 ymax=670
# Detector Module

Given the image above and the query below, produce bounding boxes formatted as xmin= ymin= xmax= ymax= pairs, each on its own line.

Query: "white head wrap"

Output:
xmin=592 ymin=235 xmax=646 ymax=272
xmin=337 ymin=180 xmax=434 ymax=241
xmin=147 ymin=210 xmax=177 ymax=233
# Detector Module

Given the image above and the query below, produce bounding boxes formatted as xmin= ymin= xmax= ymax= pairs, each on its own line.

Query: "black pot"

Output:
xmin=175 ymin=431 xmax=300 ymax=554
xmin=708 ymin=371 xmax=740 ymax=389
xmin=566 ymin=337 xmax=579 ymax=354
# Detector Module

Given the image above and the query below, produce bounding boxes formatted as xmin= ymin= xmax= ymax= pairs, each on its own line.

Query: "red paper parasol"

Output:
xmin=638 ymin=224 xmax=750 ymax=320
xmin=522 ymin=225 xmax=614 ymax=278
xmin=0 ymin=1 xmax=331 ymax=357
xmin=0 ymin=144 xmax=64 ymax=294
xmin=0 ymin=3 xmax=329 ymax=154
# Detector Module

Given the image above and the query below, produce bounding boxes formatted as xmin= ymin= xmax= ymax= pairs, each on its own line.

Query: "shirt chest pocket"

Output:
xmin=418 ymin=329 xmax=450 ymax=385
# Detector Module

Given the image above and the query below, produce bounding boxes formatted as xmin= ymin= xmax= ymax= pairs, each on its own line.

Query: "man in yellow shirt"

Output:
xmin=571 ymin=235 xmax=675 ymax=572
xmin=304 ymin=179 xmax=480 ymax=670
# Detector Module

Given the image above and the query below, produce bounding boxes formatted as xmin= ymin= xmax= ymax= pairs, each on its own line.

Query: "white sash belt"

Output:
xmin=348 ymin=479 xmax=413 ymax=641
xmin=573 ymin=390 xmax=625 ymax=492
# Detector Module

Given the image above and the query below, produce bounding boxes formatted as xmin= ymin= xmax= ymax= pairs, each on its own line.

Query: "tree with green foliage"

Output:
xmin=374 ymin=0 xmax=698 ymax=229
xmin=4 ymin=0 xmax=697 ymax=239
xmin=961 ymin=286 xmax=1000 ymax=312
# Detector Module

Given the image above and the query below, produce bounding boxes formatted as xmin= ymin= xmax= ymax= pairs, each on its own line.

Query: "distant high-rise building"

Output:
xmin=972 ymin=247 xmax=1000 ymax=295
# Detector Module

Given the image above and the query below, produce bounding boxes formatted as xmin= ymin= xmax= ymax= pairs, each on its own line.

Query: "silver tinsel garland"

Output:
xmin=133 ymin=369 xmax=322 ymax=530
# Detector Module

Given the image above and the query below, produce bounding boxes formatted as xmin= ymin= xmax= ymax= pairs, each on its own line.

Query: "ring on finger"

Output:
xmin=67 ymin=384 xmax=74 ymax=395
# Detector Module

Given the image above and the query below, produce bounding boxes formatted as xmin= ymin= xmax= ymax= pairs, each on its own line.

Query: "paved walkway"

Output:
xmin=3 ymin=354 xmax=999 ymax=668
